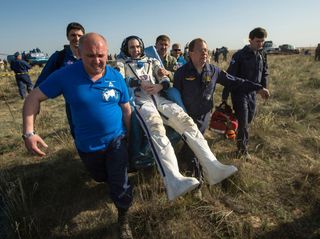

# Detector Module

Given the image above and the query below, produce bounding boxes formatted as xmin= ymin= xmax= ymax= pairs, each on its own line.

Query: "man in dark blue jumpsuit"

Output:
xmin=174 ymin=38 xmax=270 ymax=181
xmin=222 ymin=27 xmax=269 ymax=157
xmin=35 ymin=22 xmax=85 ymax=138
xmin=35 ymin=22 xmax=85 ymax=87
xmin=10 ymin=52 xmax=33 ymax=99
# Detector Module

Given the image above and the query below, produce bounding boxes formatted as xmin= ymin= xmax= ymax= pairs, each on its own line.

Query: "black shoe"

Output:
xmin=237 ymin=150 xmax=251 ymax=160
xmin=118 ymin=208 xmax=133 ymax=239
xmin=243 ymin=151 xmax=251 ymax=160
xmin=132 ymin=154 xmax=154 ymax=170
xmin=192 ymin=188 xmax=203 ymax=200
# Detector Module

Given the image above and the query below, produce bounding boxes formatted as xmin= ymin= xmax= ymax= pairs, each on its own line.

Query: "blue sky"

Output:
xmin=1 ymin=0 xmax=319 ymax=57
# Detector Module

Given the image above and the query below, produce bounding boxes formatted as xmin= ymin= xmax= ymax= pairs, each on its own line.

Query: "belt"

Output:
xmin=15 ymin=72 xmax=29 ymax=75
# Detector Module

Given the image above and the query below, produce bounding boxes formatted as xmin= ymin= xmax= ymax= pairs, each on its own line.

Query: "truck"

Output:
xmin=24 ymin=48 xmax=49 ymax=67
xmin=279 ymin=44 xmax=300 ymax=54
xmin=263 ymin=41 xmax=280 ymax=54
xmin=7 ymin=48 xmax=49 ymax=67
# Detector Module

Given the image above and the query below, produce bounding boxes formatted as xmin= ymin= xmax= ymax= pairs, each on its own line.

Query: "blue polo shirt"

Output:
xmin=39 ymin=61 xmax=130 ymax=152
xmin=35 ymin=46 xmax=78 ymax=87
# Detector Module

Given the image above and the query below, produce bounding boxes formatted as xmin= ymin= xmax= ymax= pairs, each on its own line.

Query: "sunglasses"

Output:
xmin=173 ymin=49 xmax=181 ymax=52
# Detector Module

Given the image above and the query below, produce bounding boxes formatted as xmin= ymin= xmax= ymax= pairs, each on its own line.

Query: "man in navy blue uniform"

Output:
xmin=35 ymin=22 xmax=85 ymax=138
xmin=10 ymin=52 xmax=33 ymax=99
xmin=22 ymin=33 xmax=133 ymax=239
xmin=222 ymin=27 xmax=269 ymax=158
xmin=35 ymin=22 xmax=85 ymax=86
xmin=174 ymin=38 xmax=269 ymax=177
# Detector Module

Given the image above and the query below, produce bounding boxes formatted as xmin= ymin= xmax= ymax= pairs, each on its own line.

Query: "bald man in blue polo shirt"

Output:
xmin=22 ymin=33 xmax=133 ymax=239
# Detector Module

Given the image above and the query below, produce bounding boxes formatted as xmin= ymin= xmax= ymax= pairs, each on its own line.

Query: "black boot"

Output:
xmin=117 ymin=208 xmax=133 ymax=239
xmin=236 ymin=148 xmax=251 ymax=160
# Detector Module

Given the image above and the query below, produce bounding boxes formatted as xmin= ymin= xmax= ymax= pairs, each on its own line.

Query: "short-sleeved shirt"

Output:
xmin=35 ymin=45 xmax=78 ymax=87
xmin=39 ymin=61 xmax=130 ymax=152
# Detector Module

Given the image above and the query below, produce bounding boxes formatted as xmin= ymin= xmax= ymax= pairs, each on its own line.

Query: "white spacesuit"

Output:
xmin=117 ymin=36 xmax=238 ymax=201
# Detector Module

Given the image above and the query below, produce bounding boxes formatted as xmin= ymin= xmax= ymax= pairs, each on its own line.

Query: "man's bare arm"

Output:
xmin=22 ymin=88 xmax=49 ymax=156
xmin=120 ymin=102 xmax=132 ymax=137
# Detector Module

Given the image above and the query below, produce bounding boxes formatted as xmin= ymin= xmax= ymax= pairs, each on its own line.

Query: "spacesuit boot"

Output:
xmin=134 ymin=101 xmax=200 ymax=201
xmin=150 ymin=136 xmax=200 ymax=201
xmin=183 ymin=131 xmax=238 ymax=185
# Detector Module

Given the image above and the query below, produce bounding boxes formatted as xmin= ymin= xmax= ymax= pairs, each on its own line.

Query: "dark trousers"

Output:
xmin=15 ymin=75 xmax=33 ymax=98
xmin=231 ymin=93 xmax=256 ymax=152
xmin=0 ymin=194 xmax=9 ymax=239
xmin=77 ymin=137 xmax=133 ymax=209
xmin=65 ymin=102 xmax=75 ymax=139
xmin=129 ymin=111 xmax=149 ymax=159
xmin=179 ymin=143 xmax=202 ymax=181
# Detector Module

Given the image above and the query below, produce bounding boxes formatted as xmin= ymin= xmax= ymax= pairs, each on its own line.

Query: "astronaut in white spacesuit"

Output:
xmin=117 ymin=36 xmax=237 ymax=201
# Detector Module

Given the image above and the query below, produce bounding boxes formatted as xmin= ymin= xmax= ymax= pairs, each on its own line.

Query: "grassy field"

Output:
xmin=0 ymin=54 xmax=319 ymax=239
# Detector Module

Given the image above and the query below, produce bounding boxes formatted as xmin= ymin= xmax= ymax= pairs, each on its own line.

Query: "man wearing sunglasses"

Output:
xmin=171 ymin=43 xmax=187 ymax=68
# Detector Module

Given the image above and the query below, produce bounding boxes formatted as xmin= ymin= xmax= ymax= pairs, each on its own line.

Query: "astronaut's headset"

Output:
xmin=120 ymin=36 xmax=145 ymax=58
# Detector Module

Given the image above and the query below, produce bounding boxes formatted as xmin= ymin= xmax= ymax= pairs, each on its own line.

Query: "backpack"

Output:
xmin=53 ymin=48 xmax=66 ymax=70
xmin=209 ymin=102 xmax=238 ymax=140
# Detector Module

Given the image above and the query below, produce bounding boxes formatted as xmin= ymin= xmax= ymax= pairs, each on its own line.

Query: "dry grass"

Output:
xmin=0 ymin=54 xmax=320 ymax=239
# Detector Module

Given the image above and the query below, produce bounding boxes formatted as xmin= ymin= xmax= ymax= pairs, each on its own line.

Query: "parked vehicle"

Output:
xmin=6 ymin=55 xmax=15 ymax=64
xmin=263 ymin=41 xmax=280 ymax=54
xmin=279 ymin=44 xmax=300 ymax=54
xmin=24 ymin=48 xmax=49 ymax=66
xmin=7 ymin=48 xmax=49 ymax=67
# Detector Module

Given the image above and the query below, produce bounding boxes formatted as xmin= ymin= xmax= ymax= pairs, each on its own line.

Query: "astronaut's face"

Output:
xmin=128 ymin=39 xmax=142 ymax=59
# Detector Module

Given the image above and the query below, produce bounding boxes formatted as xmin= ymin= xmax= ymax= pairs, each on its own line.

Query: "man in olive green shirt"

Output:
xmin=155 ymin=34 xmax=177 ymax=81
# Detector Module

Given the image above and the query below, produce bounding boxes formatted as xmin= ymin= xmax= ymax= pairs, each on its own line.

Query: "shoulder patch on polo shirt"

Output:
xmin=185 ymin=77 xmax=196 ymax=81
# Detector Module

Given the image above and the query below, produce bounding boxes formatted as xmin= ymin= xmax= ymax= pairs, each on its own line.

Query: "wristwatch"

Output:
xmin=22 ymin=132 xmax=36 ymax=140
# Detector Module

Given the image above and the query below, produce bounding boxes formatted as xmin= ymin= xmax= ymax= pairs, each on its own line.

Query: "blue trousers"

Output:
xmin=231 ymin=92 xmax=256 ymax=152
xmin=77 ymin=136 xmax=133 ymax=209
xmin=15 ymin=74 xmax=33 ymax=98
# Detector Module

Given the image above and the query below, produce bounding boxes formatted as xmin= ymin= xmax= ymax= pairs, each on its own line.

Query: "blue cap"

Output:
xmin=14 ymin=52 xmax=20 ymax=57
